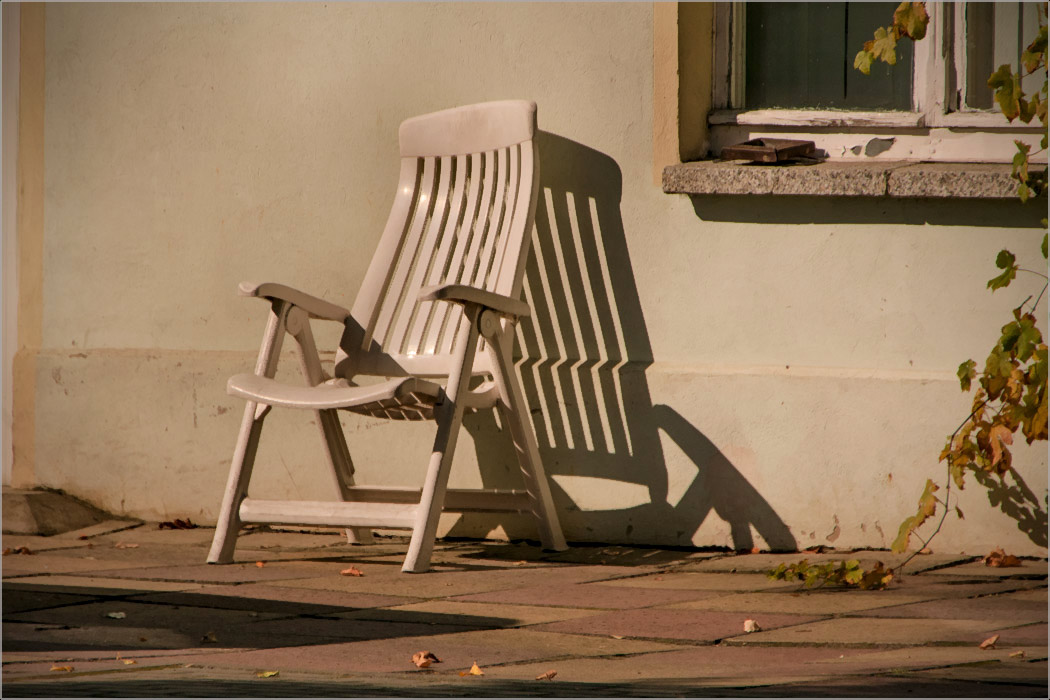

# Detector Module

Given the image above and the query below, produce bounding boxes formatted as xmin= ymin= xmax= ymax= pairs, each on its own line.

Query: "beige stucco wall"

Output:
xmin=19 ymin=2 xmax=1048 ymax=555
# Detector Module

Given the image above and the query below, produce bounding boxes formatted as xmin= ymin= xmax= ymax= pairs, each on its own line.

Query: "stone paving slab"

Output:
xmin=53 ymin=520 xmax=145 ymax=541
xmin=450 ymin=581 xmax=720 ymax=609
xmin=903 ymin=658 xmax=1049 ymax=686
xmin=664 ymin=590 xmax=933 ymax=615
xmin=722 ymin=616 xmax=1042 ymax=647
xmin=921 ymin=559 xmax=1049 ymax=579
xmin=88 ymin=526 xmax=218 ymax=546
xmin=2 ymin=553 xmax=169 ymax=578
xmin=3 ymin=536 xmax=95 ymax=553
xmin=853 ymin=591 xmax=1049 ymax=621
xmin=593 ymin=571 xmax=802 ymax=592
xmin=802 ymin=645 xmax=1049 ymax=672
xmin=154 ymin=627 xmax=679 ymax=675
xmin=72 ymin=561 xmax=351 ymax=585
xmin=3 ymin=575 xmax=205 ymax=595
xmin=675 ymin=551 xmax=978 ymax=575
xmin=2 ymin=587 xmax=102 ymax=615
xmin=480 ymin=645 xmax=876 ymax=682
xmin=534 ymin=608 xmax=824 ymax=643
xmin=269 ymin=564 xmax=647 ymax=599
xmin=357 ymin=600 xmax=602 ymax=627
xmin=134 ymin=583 xmax=415 ymax=614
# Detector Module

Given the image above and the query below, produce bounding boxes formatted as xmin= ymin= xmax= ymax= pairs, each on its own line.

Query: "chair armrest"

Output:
xmin=419 ymin=284 xmax=530 ymax=319
xmin=239 ymin=282 xmax=351 ymax=322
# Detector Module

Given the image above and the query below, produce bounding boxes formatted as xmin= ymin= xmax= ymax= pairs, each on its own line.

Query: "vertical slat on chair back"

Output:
xmin=340 ymin=101 xmax=539 ymax=379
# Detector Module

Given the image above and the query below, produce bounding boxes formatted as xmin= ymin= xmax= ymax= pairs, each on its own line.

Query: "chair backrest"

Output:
xmin=336 ymin=100 xmax=540 ymax=379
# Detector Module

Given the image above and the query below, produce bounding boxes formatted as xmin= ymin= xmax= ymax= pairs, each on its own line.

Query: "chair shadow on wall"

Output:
xmin=447 ymin=132 xmax=797 ymax=553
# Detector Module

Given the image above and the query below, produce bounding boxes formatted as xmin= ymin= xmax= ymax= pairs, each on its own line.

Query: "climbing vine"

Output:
xmin=771 ymin=2 xmax=1048 ymax=588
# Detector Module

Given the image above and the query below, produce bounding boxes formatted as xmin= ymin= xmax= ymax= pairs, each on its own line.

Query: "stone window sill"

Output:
xmin=662 ymin=161 xmax=1037 ymax=199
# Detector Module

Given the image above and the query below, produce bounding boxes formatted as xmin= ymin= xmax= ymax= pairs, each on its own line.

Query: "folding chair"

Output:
xmin=207 ymin=100 xmax=567 ymax=572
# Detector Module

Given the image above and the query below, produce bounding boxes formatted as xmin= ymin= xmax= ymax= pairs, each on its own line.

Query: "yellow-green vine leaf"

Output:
xmin=854 ymin=50 xmax=875 ymax=75
xmin=893 ymin=2 xmax=929 ymax=40
xmin=989 ymin=64 xmax=1022 ymax=120
xmin=957 ymin=359 xmax=977 ymax=391
xmin=870 ymin=27 xmax=898 ymax=66
xmin=987 ymin=250 xmax=1018 ymax=291
xmin=1042 ymin=233 xmax=1047 ymax=260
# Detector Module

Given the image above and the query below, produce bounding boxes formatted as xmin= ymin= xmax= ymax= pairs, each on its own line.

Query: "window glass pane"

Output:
xmin=965 ymin=2 xmax=1042 ymax=110
xmin=745 ymin=2 xmax=913 ymax=110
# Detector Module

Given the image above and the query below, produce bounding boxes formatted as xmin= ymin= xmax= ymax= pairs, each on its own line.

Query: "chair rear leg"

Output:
xmin=316 ymin=408 xmax=374 ymax=545
xmin=208 ymin=402 xmax=268 ymax=563
xmin=487 ymin=328 xmax=567 ymax=551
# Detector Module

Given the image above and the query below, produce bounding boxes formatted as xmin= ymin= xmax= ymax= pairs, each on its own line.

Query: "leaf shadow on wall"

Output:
xmin=453 ymin=132 xmax=797 ymax=552
xmin=973 ymin=468 xmax=1048 ymax=548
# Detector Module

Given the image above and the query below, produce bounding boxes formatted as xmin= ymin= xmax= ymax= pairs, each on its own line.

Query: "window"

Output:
xmin=708 ymin=2 xmax=1047 ymax=163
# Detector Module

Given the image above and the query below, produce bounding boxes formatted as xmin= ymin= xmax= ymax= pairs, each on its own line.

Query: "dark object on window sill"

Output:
xmin=721 ymin=138 xmax=816 ymax=163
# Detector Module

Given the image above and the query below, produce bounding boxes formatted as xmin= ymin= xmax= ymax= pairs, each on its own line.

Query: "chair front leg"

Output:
xmin=208 ymin=300 xmax=290 ymax=564
xmin=286 ymin=307 xmax=373 ymax=545
xmin=402 ymin=305 xmax=483 ymax=573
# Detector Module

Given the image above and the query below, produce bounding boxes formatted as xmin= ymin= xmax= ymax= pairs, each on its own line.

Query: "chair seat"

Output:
xmin=228 ymin=374 xmax=443 ymax=420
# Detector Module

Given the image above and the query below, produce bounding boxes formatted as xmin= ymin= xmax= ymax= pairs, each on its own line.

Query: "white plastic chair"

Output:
xmin=207 ymin=100 xmax=567 ymax=573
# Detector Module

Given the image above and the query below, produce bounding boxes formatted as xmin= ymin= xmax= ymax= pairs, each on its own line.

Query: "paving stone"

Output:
xmin=2 ymin=587 xmax=101 ymax=615
xmin=903 ymin=658 xmax=1048 ymax=686
xmin=922 ymin=559 xmax=1048 ymax=579
xmin=2 ymin=535 xmax=95 ymax=553
xmin=2 ymin=598 xmax=342 ymax=653
xmin=451 ymin=581 xmax=719 ymax=610
xmin=134 ymin=584 xmax=415 ymax=614
xmin=240 ymin=614 xmax=476 ymax=642
xmin=3 ymin=576 xmax=204 ymax=595
xmin=803 ymin=645 xmax=1049 ymax=673
xmin=534 ymin=608 xmax=824 ymax=642
xmin=479 ymin=645 xmax=873 ymax=683
xmin=1 ymin=554 xmax=163 ymax=578
xmin=722 ymin=616 xmax=1043 ymax=647
xmin=595 ymin=571 xmax=801 ymax=592
xmin=270 ymin=564 xmax=644 ymax=599
xmin=1002 ymin=588 xmax=1048 ymax=602
xmin=2 ymin=656 xmax=189 ymax=681
xmin=854 ymin=591 xmax=1049 ymax=622
xmin=54 ymin=520 xmax=145 ymax=541
xmin=679 ymin=551 xmax=978 ymax=575
xmin=664 ymin=590 xmax=933 ymax=615
xmin=91 ymin=526 xmax=217 ymax=546
xmin=358 ymin=600 xmax=602 ymax=627
xmin=73 ymin=561 xmax=345 ymax=585
xmin=157 ymin=627 xmax=678 ymax=675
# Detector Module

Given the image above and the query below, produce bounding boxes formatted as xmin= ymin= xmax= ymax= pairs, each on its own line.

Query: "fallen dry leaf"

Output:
xmin=50 ymin=665 xmax=74 ymax=672
xmin=750 ymin=547 xmax=760 ymax=554
xmin=743 ymin=618 xmax=761 ymax=633
xmin=1009 ymin=650 xmax=1026 ymax=659
xmin=201 ymin=631 xmax=218 ymax=644
xmin=459 ymin=661 xmax=484 ymax=676
xmin=412 ymin=651 xmax=441 ymax=668
xmin=984 ymin=548 xmax=1022 ymax=568
xmin=122 ymin=659 xmax=137 ymax=665
xmin=610 ymin=634 xmax=625 ymax=640
xmin=917 ymin=547 xmax=933 ymax=555
xmin=535 ymin=670 xmax=557 ymax=681
xmin=256 ymin=670 xmax=279 ymax=678
xmin=3 ymin=546 xmax=34 ymax=556
xmin=106 ymin=612 xmax=127 ymax=620
xmin=340 ymin=566 xmax=364 ymax=577
xmin=979 ymin=634 xmax=1000 ymax=650
xmin=114 ymin=542 xmax=139 ymax=549
xmin=138 ymin=637 xmax=148 ymax=642
xmin=513 ymin=560 xmax=528 ymax=566
xmin=255 ymin=561 xmax=265 ymax=568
